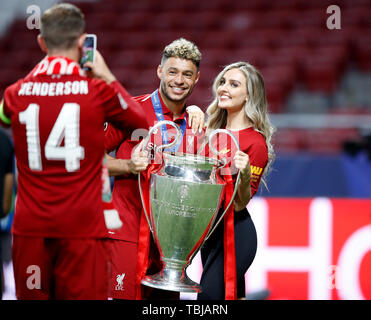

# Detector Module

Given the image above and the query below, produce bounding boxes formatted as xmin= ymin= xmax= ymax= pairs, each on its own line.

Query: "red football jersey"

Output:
xmin=0 ymin=56 xmax=148 ymax=238
xmin=239 ymin=128 xmax=268 ymax=196
xmin=213 ymin=127 xmax=268 ymax=197
xmin=104 ymin=91 xmax=204 ymax=242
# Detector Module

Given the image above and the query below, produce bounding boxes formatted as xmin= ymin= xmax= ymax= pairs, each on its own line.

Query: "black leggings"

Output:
xmin=197 ymin=208 xmax=257 ymax=300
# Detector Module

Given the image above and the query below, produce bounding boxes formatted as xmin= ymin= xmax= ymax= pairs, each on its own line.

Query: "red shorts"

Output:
xmin=107 ymin=238 xmax=179 ymax=300
xmin=108 ymin=239 xmax=138 ymax=299
xmin=12 ymin=235 xmax=109 ymax=300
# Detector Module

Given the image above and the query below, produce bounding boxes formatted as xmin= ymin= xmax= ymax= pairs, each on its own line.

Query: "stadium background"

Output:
xmin=0 ymin=0 xmax=370 ymax=300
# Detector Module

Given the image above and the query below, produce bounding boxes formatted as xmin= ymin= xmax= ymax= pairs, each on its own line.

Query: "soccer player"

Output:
xmin=0 ymin=3 xmax=148 ymax=299
xmin=103 ymin=38 xmax=204 ymax=299
xmin=198 ymin=61 xmax=275 ymax=300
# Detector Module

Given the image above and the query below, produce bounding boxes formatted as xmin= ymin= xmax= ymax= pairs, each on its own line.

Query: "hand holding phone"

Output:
xmin=80 ymin=34 xmax=97 ymax=70
xmin=83 ymin=50 xmax=117 ymax=84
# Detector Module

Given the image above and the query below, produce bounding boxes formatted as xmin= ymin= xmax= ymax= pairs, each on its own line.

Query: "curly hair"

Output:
xmin=161 ymin=38 xmax=202 ymax=69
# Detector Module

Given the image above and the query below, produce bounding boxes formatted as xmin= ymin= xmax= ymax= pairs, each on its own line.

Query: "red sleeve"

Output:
xmin=104 ymin=123 xmax=128 ymax=153
xmin=244 ymin=141 xmax=268 ymax=197
xmin=95 ymin=80 xmax=149 ymax=131
xmin=0 ymin=87 xmax=15 ymax=128
xmin=110 ymin=81 xmax=150 ymax=130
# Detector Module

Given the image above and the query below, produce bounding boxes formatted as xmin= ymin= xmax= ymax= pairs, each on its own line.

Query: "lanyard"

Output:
xmin=150 ymin=89 xmax=187 ymax=152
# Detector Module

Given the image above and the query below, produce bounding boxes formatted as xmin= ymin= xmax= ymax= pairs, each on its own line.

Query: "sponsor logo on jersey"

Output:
xmin=250 ymin=165 xmax=263 ymax=176
xmin=219 ymin=148 xmax=230 ymax=155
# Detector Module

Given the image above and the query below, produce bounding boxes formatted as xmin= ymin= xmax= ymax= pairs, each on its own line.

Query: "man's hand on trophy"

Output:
xmin=130 ymin=141 xmax=149 ymax=174
xmin=186 ymin=105 xmax=205 ymax=134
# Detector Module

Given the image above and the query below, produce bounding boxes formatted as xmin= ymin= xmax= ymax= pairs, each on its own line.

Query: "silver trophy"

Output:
xmin=139 ymin=120 xmax=240 ymax=293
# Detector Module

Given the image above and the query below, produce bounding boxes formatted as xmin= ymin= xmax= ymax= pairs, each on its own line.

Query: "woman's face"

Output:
xmin=216 ymin=68 xmax=248 ymax=111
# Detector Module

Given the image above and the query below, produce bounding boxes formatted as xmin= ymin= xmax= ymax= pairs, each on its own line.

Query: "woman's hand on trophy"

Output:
xmin=234 ymin=150 xmax=251 ymax=182
xmin=186 ymin=105 xmax=205 ymax=134
xmin=129 ymin=141 xmax=149 ymax=174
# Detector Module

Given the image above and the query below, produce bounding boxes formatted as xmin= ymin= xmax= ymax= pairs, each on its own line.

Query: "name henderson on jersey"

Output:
xmin=17 ymin=80 xmax=89 ymax=97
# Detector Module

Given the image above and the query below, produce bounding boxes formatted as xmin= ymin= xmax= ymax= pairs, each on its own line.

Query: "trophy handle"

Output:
xmin=204 ymin=129 xmax=241 ymax=241
xmin=141 ymin=120 xmax=182 ymax=153
xmin=138 ymin=120 xmax=182 ymax=233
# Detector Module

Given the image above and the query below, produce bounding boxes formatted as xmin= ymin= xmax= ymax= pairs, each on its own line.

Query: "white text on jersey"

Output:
xmin=18 ymin=81 xmax=89 ymax=97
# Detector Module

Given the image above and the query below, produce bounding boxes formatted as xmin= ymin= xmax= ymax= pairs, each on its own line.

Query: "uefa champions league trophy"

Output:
xmin=138 ymin=120 xmax=240 ymax=293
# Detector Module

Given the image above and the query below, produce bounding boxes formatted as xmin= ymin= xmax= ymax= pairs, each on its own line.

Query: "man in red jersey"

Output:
xmin=0 ymin=3 xmax=148 ymax=299
xmin=103 ymin=38 xmax=204 ymax=299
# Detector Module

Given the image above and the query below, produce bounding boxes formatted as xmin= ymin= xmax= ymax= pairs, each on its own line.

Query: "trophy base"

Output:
xmin=141 ymin=271 xmax=201 ymax=293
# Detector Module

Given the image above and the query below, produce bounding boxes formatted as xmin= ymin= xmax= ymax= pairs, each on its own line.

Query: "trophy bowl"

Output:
xmin=141 ymin=152 xmax=224 ymax=292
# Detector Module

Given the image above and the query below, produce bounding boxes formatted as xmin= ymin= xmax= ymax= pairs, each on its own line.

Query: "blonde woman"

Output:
xmin=198 ymin=61 xmax=275 ymax=300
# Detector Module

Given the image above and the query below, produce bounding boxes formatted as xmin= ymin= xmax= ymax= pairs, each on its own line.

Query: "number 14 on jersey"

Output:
xmin=19 ymin=103 xmax=85 ymax=172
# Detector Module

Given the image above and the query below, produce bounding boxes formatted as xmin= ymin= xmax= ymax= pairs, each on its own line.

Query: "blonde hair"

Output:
xmin=161 ymin=38 xmax=202 ymax=69
xmin=206 ymin=61 xmax=276 ymax=187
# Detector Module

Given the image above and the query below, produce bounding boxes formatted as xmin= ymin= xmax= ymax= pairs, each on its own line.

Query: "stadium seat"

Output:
xmin=261 ymin=65 xmax=296 ymax=113
xmin=296 ymin=0 xmax=336 ymax=10
xmin=268 ymin=0 xmax=300 ymax=10
xmin=353 ymin=29 xmax=371 ymax=71
xmin=329 ymin=106 xmax=371 ymax=115
xmin=156 ymin=30 xmax=203 ymax=51
xmin=175 ymin=11 xmax=220 ymax=31
xmin=305 ymin=128 xmax=360 ymax=154
xmin=85 ymin=12 xmax=118 ymax=31
xmin=341 ymin=7 xmax=365 ymax=28
xmin=111 ymin=66 xmax=135 ymax=85
xmin=273 ymin=127 xmax=361 ymax=154
xmin=200 ymin=30 xmax=236 ymax=49
xmin=271 ymin=128 xmax=303 ymax=153
xmin=253 ymin=9 xmax=294 ymax=30
xmin=109 ymin=49 xmax=145 ymax=69
xmin=196 ymin=65 xmax=219 ymax=88
xmin=226 ymin=0 xmax=268 ymax=11
xmin=227 ymin=47 xmax=271 ymax=69
xmin=335 ymin=0 xmax=371 ymax=9
xmin=361 ymin=7 xmax=371 ymax=27
xmin=237 ymin=28 xmax=285 ymax=49
xmin=201 ymin=49 xmax=231 ymax=68
xmin=191 ymin=83 xmax=216 ymax=110
xmin=286 ymin=8 xmax=326 ymax=29
xmin=263 ymin=46 xmax=309 ymax=76
xmin=110 ymin=0 xmax=153 ymax=12
xmin=131 ymin=68 xmax=158 ymax=92
xmin=272 ymin=28 xmax=313 ymax=49
xmin=309 ymin=28 xmax=354 ymax=48
xmin=302 ymin=55 xmax=340 ymax=93
xmin=0 ymin=68 xmax=25 ymax=89
xmin=0 ymin=0 xmax=367 ymax=124
xmin=116 ymin=31 xmax=154 ymax=50
xmin=315 ymin=44 xmax=349 ymax=74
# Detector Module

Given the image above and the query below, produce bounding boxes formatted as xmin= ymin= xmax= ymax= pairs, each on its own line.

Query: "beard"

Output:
xmin=160 ymin=81 xmax=194 ymax=104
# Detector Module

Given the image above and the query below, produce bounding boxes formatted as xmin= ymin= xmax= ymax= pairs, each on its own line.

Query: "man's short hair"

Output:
xmin=40 ymin=3 xmax=85 ymax=50
xmin=161 ymin=38 xmax=202 ymax=70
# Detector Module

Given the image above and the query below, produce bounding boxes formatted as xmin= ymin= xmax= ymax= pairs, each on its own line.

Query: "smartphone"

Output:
xmin=80 ymin=34 xmax=97 ymax=70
